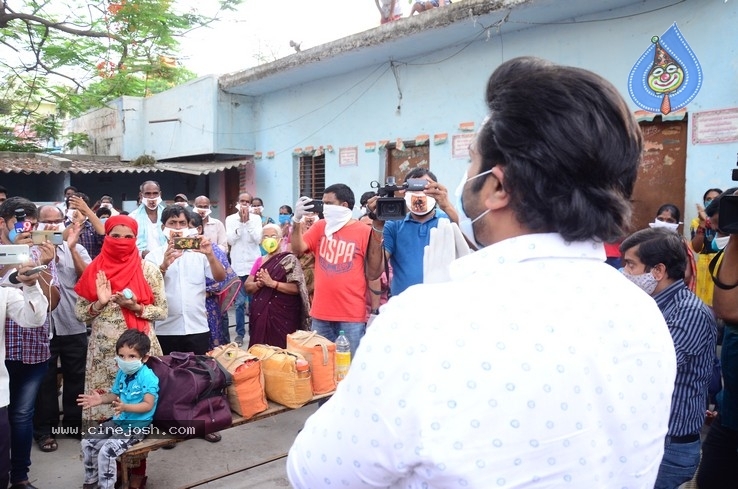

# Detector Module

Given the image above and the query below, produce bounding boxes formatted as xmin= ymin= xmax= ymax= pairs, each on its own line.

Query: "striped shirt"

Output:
xmin=654 ymin=280 xmax=717 ymax=437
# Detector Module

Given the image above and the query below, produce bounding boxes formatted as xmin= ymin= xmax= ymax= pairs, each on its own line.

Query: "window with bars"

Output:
xmin=299 ymin=153 xmax=325 ymax=199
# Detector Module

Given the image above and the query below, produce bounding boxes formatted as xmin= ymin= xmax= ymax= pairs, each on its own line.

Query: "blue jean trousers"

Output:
xmin=6 ymin=359 xmax=48 ymax=484
xmin=234 ymin=275 xmax=249 ymax=338
xmin=653 ymin=437 xmax=701 ymax=489
xmin=310 ymin=320 xmax=366 ymax=359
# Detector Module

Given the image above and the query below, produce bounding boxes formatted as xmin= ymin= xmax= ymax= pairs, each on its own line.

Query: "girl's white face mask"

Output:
xmin=649 ymin=219 xmax=680 ymax=233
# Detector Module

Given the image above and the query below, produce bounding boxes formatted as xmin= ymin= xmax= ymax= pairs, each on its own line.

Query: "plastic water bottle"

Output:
xmin=335 ymin=330 xmax=351 ymax=382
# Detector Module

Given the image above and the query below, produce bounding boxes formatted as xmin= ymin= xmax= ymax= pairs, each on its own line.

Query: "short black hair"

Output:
xmin=704 ymin=188 xmax=723 ymax=202
xmin=252 ymin=197 xmax=264 ymax=206
xmin=323 ymin=183 xmax=355 ymax=210
xmin=359 ymin=191 xmax=376 ymax=207
xmin=160 ymin=204 xmax=190 ymax=225
xmin=279 ymin=205 xmax=293 ymax=214
xmin=405 ymin=167 xmax=437 ymax=182
xmin=474 ymin=56 xmax=642 ymax=242
xmin=139 ymin=180 xmax=161 ymax=193
xmin=64 ymin=185 xmax=78 ymax=194
xmin=619 ymin=228 xmax=686 ymax=280
xmin=100 ymin=195 xmax=114 ymax=204
xmin=73 ymin=192 xmax=91 ymax=207
xmin=96 ymin=208 xmax=112 ymax=219
xmin=188 ymin=212 xmax=203 ymax=229
xmin=0 ymin=185 xmax=8 ymax=195
xmin=116 ymin=329 xmax=151 ymax=358
xmin=0 ymin=196 xmax=37 ymax=221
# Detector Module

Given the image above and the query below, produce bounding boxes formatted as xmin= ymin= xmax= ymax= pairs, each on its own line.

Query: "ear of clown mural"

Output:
xmin=628 ymin=23 xmax=702 ymax=115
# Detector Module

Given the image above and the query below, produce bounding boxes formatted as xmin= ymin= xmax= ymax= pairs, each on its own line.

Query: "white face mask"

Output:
xmin=175 ymin=201 xmax=189 ymax=207
xmin=714 ymin=235 xmax=730 ymax=251
xmin=648 ymin=220 xmax=680 ymax=233
xmin=196 ymin=207 xmax=212 ymax=219
xmin=145 ymin=196 xmax=162 ymax=210
xmin=404 ymin=192 xmax=436 ymax=216
xmin=100 ymin=202 xmax=113 ymax=209
xmin=454 ymin=169 xmax=494 ymax=248
xmin=162 ymin=227 xmax=196 ymax=240
xmin=622 ymin=269 xmax=659 ymax=295
xmin=250 ymin=205 xmax=264 ymax=214
xmin=36 ymin=223 xmax=61 ymax=231
xmin=323 ymin=204 xmax=353 ymax=238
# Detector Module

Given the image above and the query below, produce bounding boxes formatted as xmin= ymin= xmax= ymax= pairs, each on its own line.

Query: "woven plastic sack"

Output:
xmin=207 ymin=343 xmax=267 ymax=418
xmin=247 ymin=344 xmax=313 ymax=409
xmin=286 ymin=330 xmax=336 ymax=395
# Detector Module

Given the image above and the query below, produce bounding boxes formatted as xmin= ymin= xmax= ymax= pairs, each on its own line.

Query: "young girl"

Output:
xmin=78 ymin=330 xmax=159 ymax=489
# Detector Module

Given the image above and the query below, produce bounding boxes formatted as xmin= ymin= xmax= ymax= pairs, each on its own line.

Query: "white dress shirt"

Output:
xmin=287 ymin=233 xmax=677 ymax=489
xmin=225 ymin=212 xmax=262 ymax=276
xmin=145 ymin=246 xmax=212 ymax=336
xmin=0 ymin=283 xmax=49 ymax=407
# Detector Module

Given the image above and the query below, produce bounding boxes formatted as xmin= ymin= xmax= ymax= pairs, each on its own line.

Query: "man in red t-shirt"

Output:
xmin=291 ymin=184 xmax=383 ymax=357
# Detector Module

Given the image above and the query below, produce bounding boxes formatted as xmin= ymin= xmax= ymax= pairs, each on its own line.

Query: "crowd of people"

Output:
xmin=0 ymin=56 xmax=734 ymax=489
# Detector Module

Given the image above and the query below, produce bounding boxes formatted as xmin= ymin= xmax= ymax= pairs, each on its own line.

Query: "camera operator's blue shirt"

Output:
xmin=383 ymin=209 xmax=448 ymax=296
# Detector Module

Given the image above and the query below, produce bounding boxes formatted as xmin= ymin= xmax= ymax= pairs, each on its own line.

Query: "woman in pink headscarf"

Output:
xmin=75 ymin=215 xmax=168 ymax=489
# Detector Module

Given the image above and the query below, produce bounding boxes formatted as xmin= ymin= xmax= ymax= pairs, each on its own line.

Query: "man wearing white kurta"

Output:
xmin=146 ymin=205 xmax=226 ymax=356
xmin=287 ymin=57 xmax=677 ymax=488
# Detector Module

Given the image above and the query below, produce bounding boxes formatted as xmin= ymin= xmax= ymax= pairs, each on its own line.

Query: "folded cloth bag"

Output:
xmin=247 ymin=344 xmax=313 ymax=409
xmin=207 ymin=343 xmax=267 ymax=418
xmin=286 ymin=330 xmax=336 ymax=395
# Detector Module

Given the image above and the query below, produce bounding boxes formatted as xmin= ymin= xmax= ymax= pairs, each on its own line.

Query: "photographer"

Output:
xmin=365 ymin=168 xmax=459 ymax=296
xmin=697 ymin=187 xmax=738 ymax=488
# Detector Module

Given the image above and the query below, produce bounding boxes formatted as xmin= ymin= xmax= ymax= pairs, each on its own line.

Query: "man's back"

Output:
xmin=288 ymin=234 xmax=676 ymax=487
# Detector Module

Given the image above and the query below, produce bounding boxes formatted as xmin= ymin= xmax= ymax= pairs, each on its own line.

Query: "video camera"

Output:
xmin=720 ymin=153 xmax=738 ymax=234
xmin=370 ymin=176 xmax=427 ymax=220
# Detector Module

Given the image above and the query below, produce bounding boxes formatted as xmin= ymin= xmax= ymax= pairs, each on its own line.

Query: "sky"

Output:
xmin=178 ymin=0 xmax=407 ymax=76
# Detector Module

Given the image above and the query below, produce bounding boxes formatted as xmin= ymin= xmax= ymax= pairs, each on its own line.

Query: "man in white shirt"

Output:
xmin=0 ymin=265 xmax=50 ymax=489
xmin=225 ymin=192 xmax=262 ymax=346
xmin=145 ymin=205 xmax=226 ymax=356
xmin=128 ymin=180 xmax=167 ymax=256
xmin=288 ymin=57 xmax=678 ymax=488
xmin=193 ymin=195 xmax=227 ymax=252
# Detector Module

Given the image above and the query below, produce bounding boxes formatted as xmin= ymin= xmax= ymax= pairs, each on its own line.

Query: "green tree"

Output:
xmin=0 ymin=0 xmax=243 ymax=150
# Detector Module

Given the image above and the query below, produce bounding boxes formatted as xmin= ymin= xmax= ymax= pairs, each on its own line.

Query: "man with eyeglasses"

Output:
xmin=193 ymin=195 xmax=227 ymax=252
xmin=33 ymin=205 xmax=91 ymax=456
xmin=225 ymin=192 xmax=262 ymax=346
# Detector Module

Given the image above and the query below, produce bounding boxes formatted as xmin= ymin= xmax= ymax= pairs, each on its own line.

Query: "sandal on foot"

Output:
xmin=37 ymin=436 xmax=58 ymax=452
xmin=203 ymin=432 xmax=222 ymax=443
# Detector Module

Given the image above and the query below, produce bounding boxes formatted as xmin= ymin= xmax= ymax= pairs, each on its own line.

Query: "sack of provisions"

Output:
xmin=247 ymin=344 xmax=313 ymax=409
xmin=286 ymin=330 xmax=336 ymax=395
xmin=207 ymin=343 xmax=267 ymax=419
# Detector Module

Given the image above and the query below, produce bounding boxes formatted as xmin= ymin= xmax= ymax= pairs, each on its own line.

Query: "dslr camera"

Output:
xmin=370 ymin=176 xmax=427 ymax=220
xmin=720 ymin=153 xmax=738 ymax=234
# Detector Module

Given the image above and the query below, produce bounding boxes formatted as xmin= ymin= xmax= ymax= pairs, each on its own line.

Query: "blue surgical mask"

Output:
xmin=454 ymin=169 xmax=494 ymax=248
xmin=116 ymin=357 xmax=143 ymax=376
xmin=705 ymin=199 xmax=713 ymax=208
xmin=278 ymin=214 xmax=291 ymax=226
xmin=7 ymin=228 xmax=17 ymax=244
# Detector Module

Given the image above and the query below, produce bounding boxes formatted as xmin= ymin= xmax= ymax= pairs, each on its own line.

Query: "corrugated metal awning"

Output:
xmin=0 ymin=153 xmax=247 ymax=175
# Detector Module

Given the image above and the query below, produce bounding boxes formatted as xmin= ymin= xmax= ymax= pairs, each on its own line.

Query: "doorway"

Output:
xmin=630 ymin=118 xmax=688 ymax=233
xmin=386 ymin=142 xmax=430 ymax=184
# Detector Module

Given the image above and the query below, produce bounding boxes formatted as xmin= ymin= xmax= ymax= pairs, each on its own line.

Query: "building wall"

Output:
xmin=231 ymin=0 xmax=738 ymax=224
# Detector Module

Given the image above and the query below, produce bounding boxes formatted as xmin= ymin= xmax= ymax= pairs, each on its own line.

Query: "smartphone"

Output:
xmin=0 ymin=245 xmax=30 ymax=265
xmin=173 ymin=237 xmax=201 ymax=250
xmin=308 ymin=199 xmax=324 ymax=214
xmin=32 ymin=230 xmax=64 ymax=246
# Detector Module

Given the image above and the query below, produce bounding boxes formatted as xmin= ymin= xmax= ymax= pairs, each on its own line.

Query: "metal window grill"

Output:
xmin=299 ymin=154 xmax=325 ymax=199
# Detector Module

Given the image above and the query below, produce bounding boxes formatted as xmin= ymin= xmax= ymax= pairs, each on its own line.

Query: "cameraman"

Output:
xmin=697 ymin=188 xmax=738 ymax=488
xmin=366 ymin=168 xmax=459 ymax=296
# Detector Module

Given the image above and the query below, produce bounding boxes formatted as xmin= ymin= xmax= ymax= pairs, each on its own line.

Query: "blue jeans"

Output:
xmin=234 ymin=275 xmax=249 ymax=338
xmin=6 ymin=359 xmax=48 ymax=484
xmin=653 ymin=437 xmax=701 ymax=489
xmin=310 ymin=320 xmax=366 ymax=359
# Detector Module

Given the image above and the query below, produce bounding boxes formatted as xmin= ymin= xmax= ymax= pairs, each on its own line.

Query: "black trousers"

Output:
xmin=157 ymin=332 xmax=210 ymax=356
xmin=33 ymin=332 xmax=87 ymax=440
